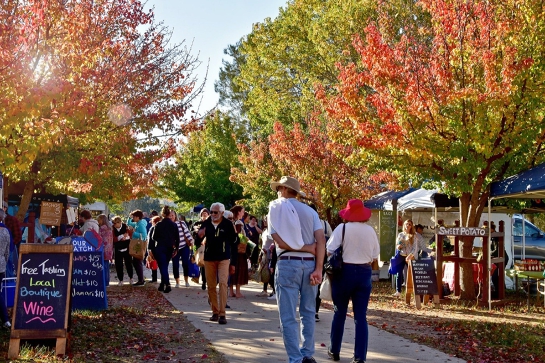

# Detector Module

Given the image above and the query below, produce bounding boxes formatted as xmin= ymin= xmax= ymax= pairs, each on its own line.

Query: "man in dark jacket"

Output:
xmin=198 ymin=203 xmax=236 ymax=325
xmin=151 ymin=206 xmax=180 ymax=293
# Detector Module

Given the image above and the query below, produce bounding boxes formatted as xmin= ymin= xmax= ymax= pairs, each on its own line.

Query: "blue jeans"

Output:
xmin=275 ymin=259 xmax=317 ymax=363
xmin=395 ymin=259 xmax=408 ymax=292
xmin=330 ymin=264 xmax=372 ymax=362
xmin=172 ymin=245 xmax=190 ymax=279
xmin=155 ymin=245 xmax=173 ymax=286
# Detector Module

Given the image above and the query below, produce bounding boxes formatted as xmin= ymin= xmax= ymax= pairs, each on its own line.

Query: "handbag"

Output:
xmin=324 ymin=224 xmax=345 ymax=276
xmin=388 ymin=250 xmax=405 ymax=275
xmin=260 ymin=265 xmax=270 ymax=284
xmin=319 ymin=275 xmax=333 ymax=301
xmin=251 ymin=267 xmax=261 ymax=283
xmin=146 ymin=256 xmax=158 ymax=270
xmin=188 ymin=252 xmax=200 ymax=278
xmin=195 ymin=244 xmax=205 ymax=267
xmin=129 ymin=238 xmax=148 ymax=260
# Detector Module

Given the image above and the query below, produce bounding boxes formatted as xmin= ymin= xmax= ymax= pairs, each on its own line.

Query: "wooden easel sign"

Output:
xmin=8 ymin=244 xmax=74 ymax=359
xmin=405 ymin=259 xmax=440 ymax=309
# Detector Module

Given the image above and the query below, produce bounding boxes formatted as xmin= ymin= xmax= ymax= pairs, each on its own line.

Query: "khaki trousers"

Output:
xmin=204 ymin=259 xmax=230 ymax=317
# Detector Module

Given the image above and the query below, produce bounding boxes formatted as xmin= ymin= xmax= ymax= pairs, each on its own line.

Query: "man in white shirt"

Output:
xmin=268 ymin=176 xmax=325 ymax=363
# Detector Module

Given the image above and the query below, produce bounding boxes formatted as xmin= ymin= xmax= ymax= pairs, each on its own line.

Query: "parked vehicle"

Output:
xmin=513 ymin=215 xmax=545 ymax=261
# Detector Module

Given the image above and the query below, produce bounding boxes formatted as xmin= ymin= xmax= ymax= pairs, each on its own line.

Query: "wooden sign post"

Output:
xmin=40 ymin=201 xmax=63 ymax=226
xmin=8 ymin=244 xmax=74 ymax=359
xmin=406 ymin=259 xmax=440 ymax=309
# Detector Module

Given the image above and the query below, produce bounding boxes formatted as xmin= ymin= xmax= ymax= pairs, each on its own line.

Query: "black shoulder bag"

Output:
xmin=324 ymin=223 xmax=345 ymax=276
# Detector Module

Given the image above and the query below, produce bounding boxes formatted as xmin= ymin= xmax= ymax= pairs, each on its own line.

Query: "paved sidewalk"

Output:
xmin=140 ymin=267 xmax=465 ymax=363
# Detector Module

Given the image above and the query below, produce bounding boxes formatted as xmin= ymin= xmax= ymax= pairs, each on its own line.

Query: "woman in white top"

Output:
xmin=326 ymin=199 xmax=379 ymax=363
xmin=394 ymin=219 xmax=427 ymax=295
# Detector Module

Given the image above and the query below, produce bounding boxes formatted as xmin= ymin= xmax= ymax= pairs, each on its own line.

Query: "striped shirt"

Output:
xmin=175 ymin=221 xmax=194 ymax=248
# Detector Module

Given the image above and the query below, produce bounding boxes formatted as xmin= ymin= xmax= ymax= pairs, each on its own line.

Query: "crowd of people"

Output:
xmin=0 ymin=175 xmax=380 ymax=363
xmin=72 ymin=176 xmax=379 ymax=363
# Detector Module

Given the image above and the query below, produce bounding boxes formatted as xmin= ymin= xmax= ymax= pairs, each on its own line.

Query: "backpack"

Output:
xmin=83 ymin=229 xmax=103 ymax=250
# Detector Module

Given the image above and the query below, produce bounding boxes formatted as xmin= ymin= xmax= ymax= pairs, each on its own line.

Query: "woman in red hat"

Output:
xmin=326 ymin=199 xmax=379 ymax=363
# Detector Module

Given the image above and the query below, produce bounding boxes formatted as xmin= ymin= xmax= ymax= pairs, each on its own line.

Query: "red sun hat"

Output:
xmin=338 ymin=199 xmax=371 ymax=222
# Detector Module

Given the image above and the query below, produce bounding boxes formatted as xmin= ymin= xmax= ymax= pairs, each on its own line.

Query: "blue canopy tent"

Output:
xmin=488 ymin=162 xmax=545 ymax=309
xmin=490 ymin=162 xmax=545 ymax=208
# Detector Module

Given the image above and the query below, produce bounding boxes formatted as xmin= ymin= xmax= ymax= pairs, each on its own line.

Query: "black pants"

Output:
xmin=114 ymin=246 xmax=133 ymax=281
xmin=132 ymin=256 xmax=144 ymax=282
xmin=250 ymin=243 xmax=260 ymax=266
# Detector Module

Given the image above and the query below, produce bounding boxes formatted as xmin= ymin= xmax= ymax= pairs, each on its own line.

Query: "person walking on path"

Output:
xmin=198 ymin=202 xmax=237 ymax=325
xmin=112 ymin=216 xmax=133 ymax=285
xmin=192 ymin=208 xmax=210 ymax=290
xmin=150 ymin=206 xmax=180 ymax=294
xmin=168 ymin=210 xmax=194 ymax=288
xmin=326 ymin=199 xmax=379 ymax=363
xmin=127 ymin=210 xmax=148 ymax=286
xmin=146 ymin=216 xmax=161 ymax=283
xmin=268 ymin=176 xmax=325 ymax=363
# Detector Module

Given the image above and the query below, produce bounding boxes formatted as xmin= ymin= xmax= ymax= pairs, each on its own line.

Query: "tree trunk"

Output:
xmin=458 ymin=190 xmax=488 ymax=300
xmin=16 ymin=179 xmax=35 ymax=223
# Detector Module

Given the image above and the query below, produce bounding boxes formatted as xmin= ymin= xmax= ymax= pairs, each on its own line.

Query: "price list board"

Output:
xmin=410 ymin=259 xmax=439 ymax=295
xmin=71 ymin=237 xmax=108 ymax=310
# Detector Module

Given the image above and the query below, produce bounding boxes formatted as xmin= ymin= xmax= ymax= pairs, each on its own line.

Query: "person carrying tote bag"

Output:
xmin=325 ymin=199 xmax=379 ymax=363
xmin=127 ymin=210 xmax=148 ymax=286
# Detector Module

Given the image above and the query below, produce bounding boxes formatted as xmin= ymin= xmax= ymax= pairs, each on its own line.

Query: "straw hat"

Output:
xmin=270 ymin=176 xmax=306 ymax=197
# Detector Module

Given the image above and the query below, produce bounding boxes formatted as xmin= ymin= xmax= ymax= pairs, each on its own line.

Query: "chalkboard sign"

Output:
xmin=40 ymin=201 xmax=63 ymax=226
xmin=9 ymin=244 xmax=73 ymax=358
xmin=410 ymin=259 xmax=439 ymax=295
xmin=13 ymin=245 xmax=72 ymax=330
xmin=71 ymin=237 xmax=107 ymax=310
xmin=379 ymin=210 xmax=396 ymax=261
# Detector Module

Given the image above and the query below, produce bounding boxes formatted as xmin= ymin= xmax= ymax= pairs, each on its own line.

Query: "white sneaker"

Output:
xmin=185 ymin=281 xmax=190 ymax=287
xmin=175 ymin=283 xmax=180 ymax=288
xmin=393 ymin=291 xmax=401 ymax=297
xmin=267 ymin=293 xmax=276 ymax=300
xmin=257 ymin=291 xmax=269 ymax=297
xmin=3 ymin=321 xmax=11 ymax=329
xmin=118 ymin=281 xmax=123 ymax=286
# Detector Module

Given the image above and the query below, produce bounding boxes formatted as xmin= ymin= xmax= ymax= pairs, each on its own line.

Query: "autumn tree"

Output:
xmin=230 ymin=137 xmax=279 ymax=216
xmin=319 ymin=0 xmax=545 ymax=299
xmin=0 ymin=0 xmax=202 ymax=220
xmin=225 ymin=0 xmax=399 ymax=214
xmin=159 ymin=112 xmax=244 ymax=210
xmin=268 ymin=120 xmax=394 ymax=225
xmin=235 ymin=0 xmax=379 ymax=135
